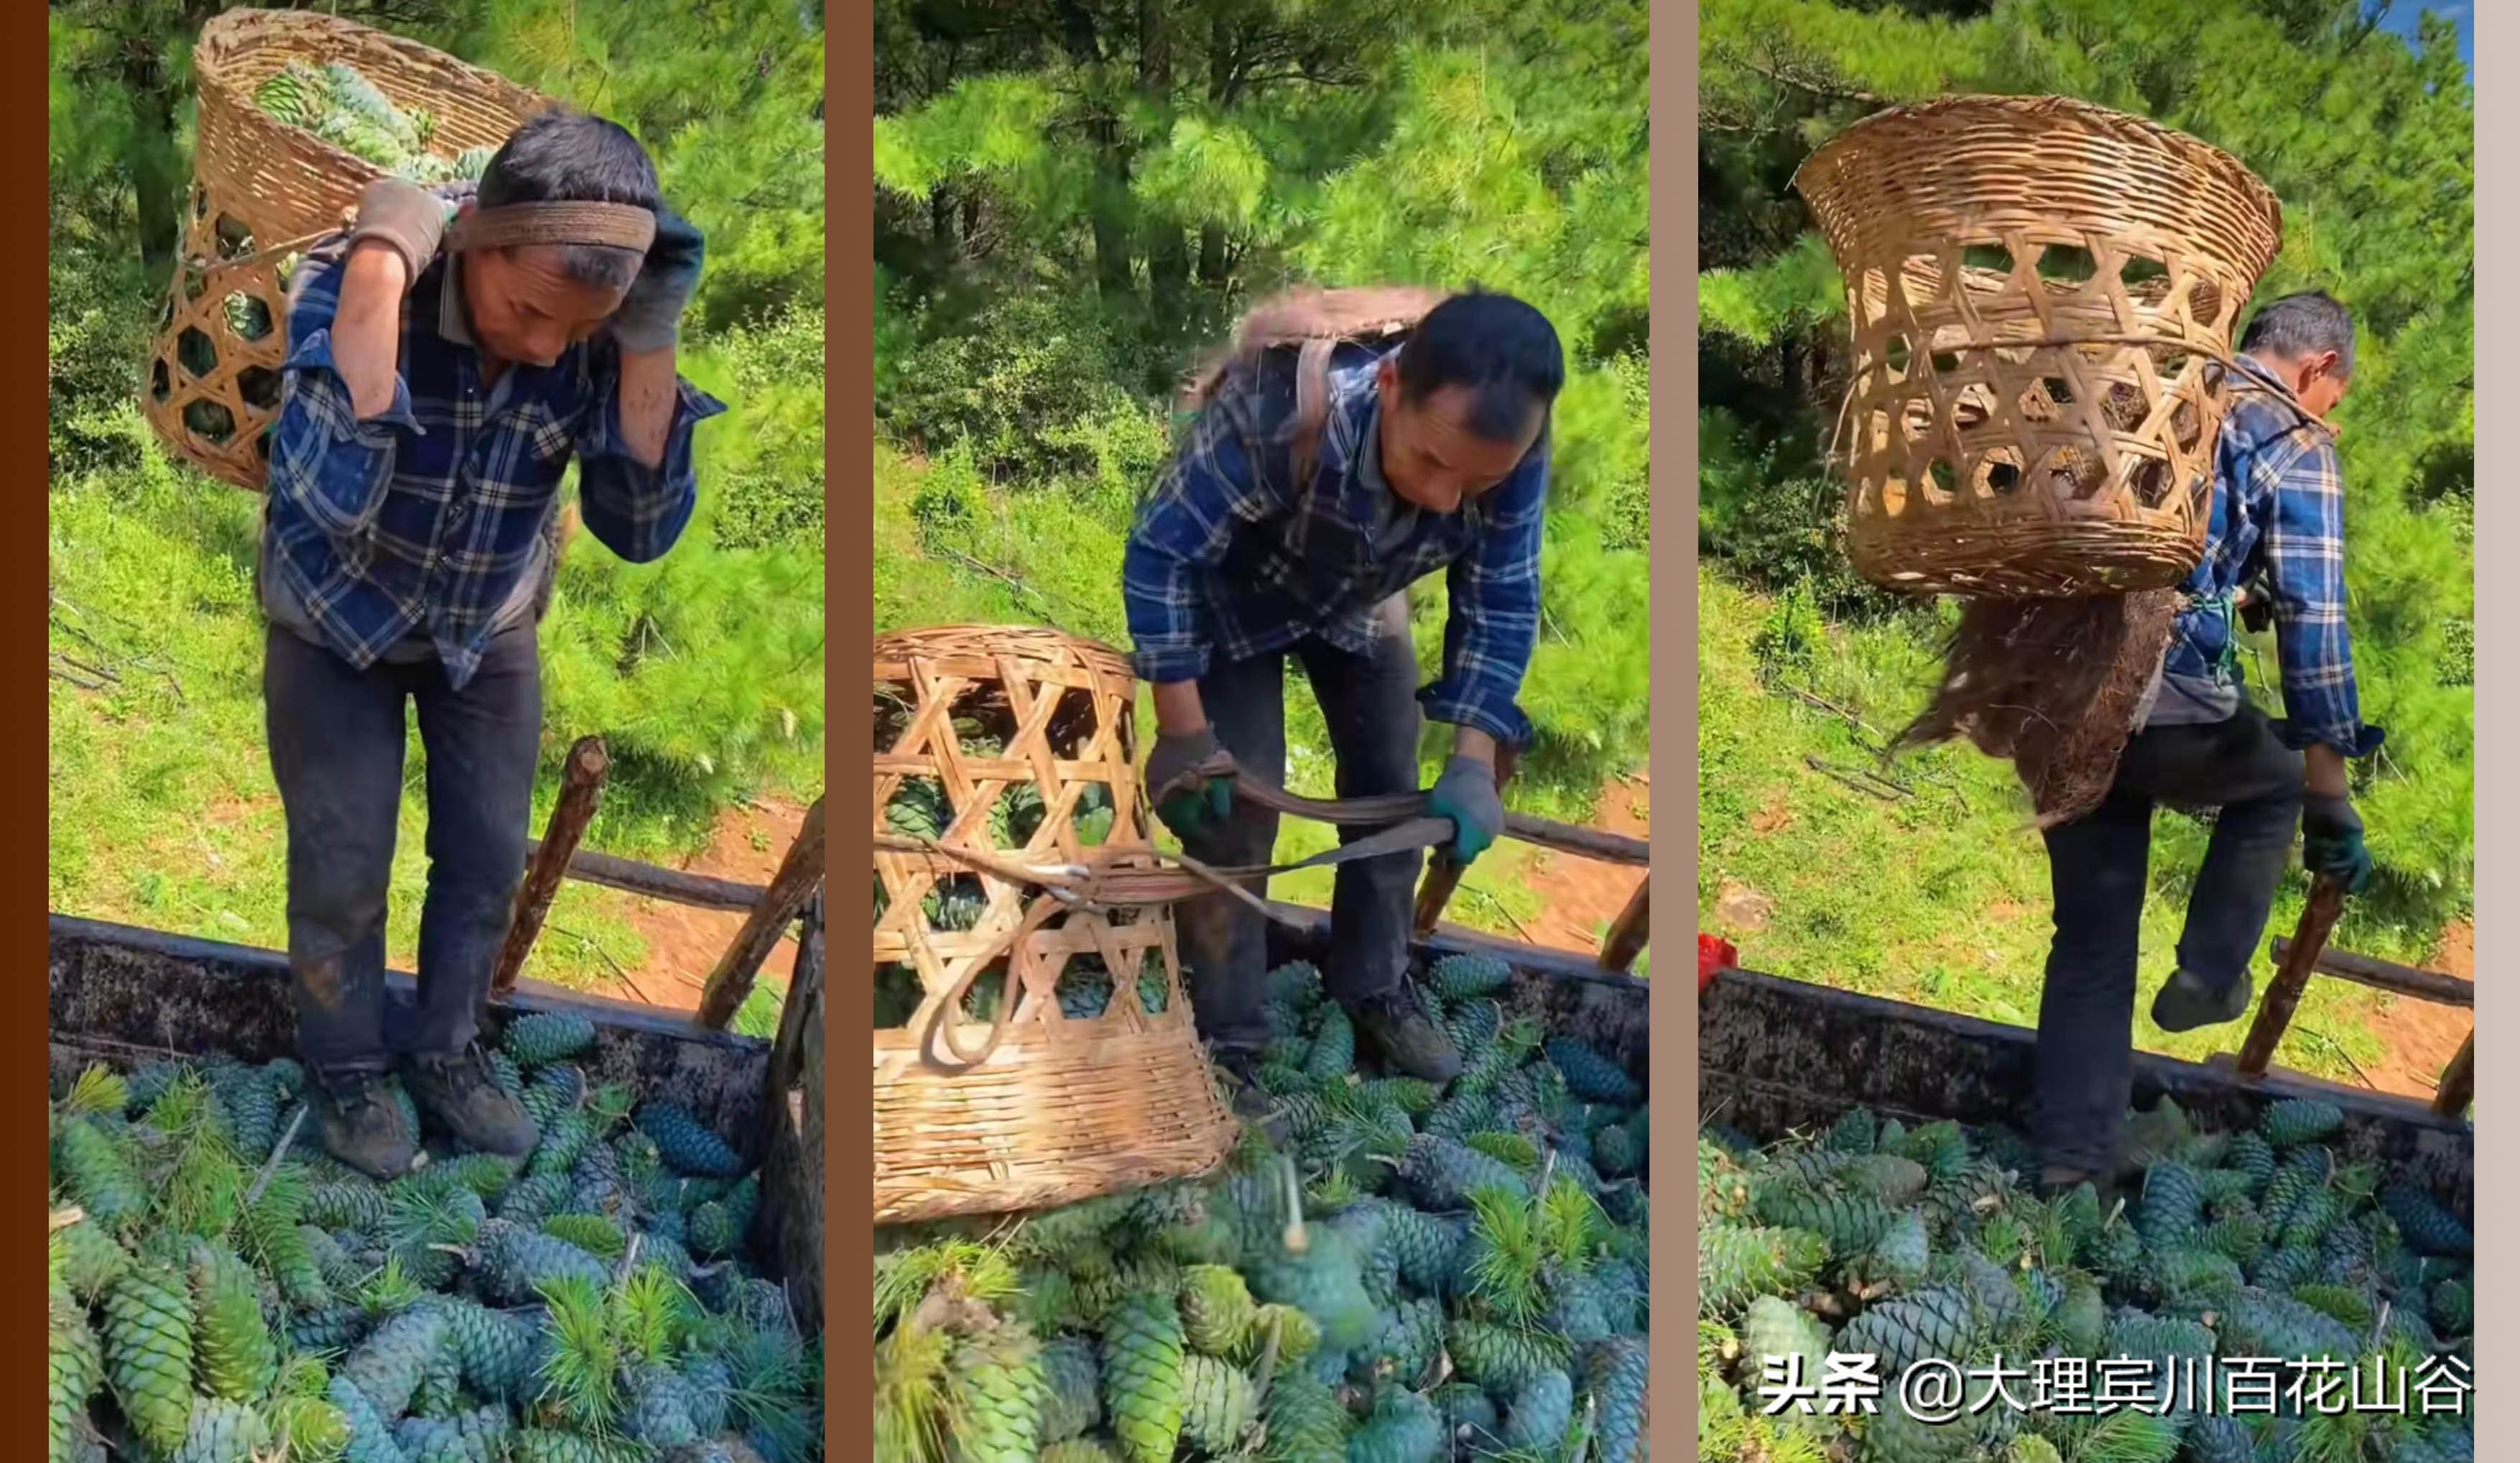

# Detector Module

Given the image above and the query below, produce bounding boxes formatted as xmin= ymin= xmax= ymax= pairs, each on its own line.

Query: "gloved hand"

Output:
xmin=2302 ymin=793 xmax=2374 ymax=895
xmin=346 ymin=177 xmax=450 ymax=290
xmin=1147 ymin=725 xmax=1233 ymax=842
xmin=607 ymin=201 xmax=706 ymax=354
xmin=1427 ymin=755 xmax=1506 ymax=865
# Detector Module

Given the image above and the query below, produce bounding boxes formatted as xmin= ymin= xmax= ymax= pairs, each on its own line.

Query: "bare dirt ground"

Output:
xmin=2355 ymin=920 xmax=2473 ymax=1102
xmin=1506 ymin=772 xmax=1651 ymax=959
xmin=604 ymin=798 xmax=807 ymax=1010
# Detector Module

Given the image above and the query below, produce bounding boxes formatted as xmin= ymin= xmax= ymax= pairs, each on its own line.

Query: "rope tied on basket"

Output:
xmin=446 ymin=200 xmax=657 ymax=254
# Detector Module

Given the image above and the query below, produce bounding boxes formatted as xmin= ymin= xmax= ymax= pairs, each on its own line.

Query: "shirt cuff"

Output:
xmin=2271 ymin=717 xmax=2386 ymax=760
xmin=581 ymin=373 xmax=729 ymax=467
xmin=1416 ymin=683 xmax=1534 ymax=749
xmin=283 ymin=326 xmax=419 ymax=446
xmin=1131 ymin=640 xmax=1212 ymax=687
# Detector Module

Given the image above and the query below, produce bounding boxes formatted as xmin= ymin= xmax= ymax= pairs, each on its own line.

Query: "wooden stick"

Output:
xmin=1599 ymin=877 xmax=1650 ymax=974
xmin=2433 ymin=1030 xmax=2475 ymax=1120
xmin=245 ymin=1104 xmax=309 ymax=1206
xmin=519 ymin=841 xmax=768 ymax=911
xmin=2267 ymin=937 xmax=2473 ymax=1008
xmin=494 ymin=737 xmax=609 ymax=994
xmin=1412 ymin=746 xmax=1519 ymax=938
xmin=698 ymin=796 xmax=827 ymax=1029
xmin=2235 ymin=875 xmax=2348 ymax=1078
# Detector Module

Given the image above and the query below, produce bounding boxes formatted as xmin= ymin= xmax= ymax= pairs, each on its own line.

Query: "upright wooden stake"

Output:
xmin=1599 ymin=877 xmax=1649 ymax=974
xmin=2433 ymin=1030 xmax=2475 ymax=1120
xmin=2234 ymin=874 xmax=2347 ymax=1078
xmin=492 ymin=736 xmax=608 ymax=994
xmin=697 ymin=795 xmax=826 ymax=1029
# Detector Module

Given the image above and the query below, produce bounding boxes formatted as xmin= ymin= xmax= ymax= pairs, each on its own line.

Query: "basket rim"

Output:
xmin=1791 ymin=92 xmax=2284 ymax=258
xmin=873 ymin=624 xmax=1135 ymax=671
xmin=193 ymin=7 xmax=552 ymax=206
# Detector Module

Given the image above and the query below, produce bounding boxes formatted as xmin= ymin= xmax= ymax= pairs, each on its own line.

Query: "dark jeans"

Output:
xmin=1177 ymin=596 xmax=1424 ymax=1051
xmin=263 ymin=622 xmax=542 ymax=1077
xmin=2036 ymin=704 xmax=2305 ymax=1175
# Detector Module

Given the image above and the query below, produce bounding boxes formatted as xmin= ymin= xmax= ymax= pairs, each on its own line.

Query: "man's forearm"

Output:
xmin=1451 ymin=725 xmax=1498 ymax=768
xmin=335 ymin=244 xmax=409 ymax=420
xmin=1152 ymin=681 xmax=1207 ymax=736
xmin=616 ymin=346 xmax=678 ymax=469
xmin=2305 ymin=743 xmax=2349 ymax=800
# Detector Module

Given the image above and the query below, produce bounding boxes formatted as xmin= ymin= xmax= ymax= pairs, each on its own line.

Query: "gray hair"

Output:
xmin=554 ymin=244 xmax=644 ymax=290
xmin=2239 ymin=290 xmax=2355 ymax=379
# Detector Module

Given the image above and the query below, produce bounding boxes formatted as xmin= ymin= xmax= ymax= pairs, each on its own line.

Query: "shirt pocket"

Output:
xmin=508 ymin=397 xmax=590 ymax=474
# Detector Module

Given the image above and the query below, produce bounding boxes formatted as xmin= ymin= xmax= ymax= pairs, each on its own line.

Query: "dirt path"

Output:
xmin=2353 ymin=920 xmax=2473 ymax=1102
xmin=603 ymin=798 xmax=807 ymax=1011
xmin=1502 ymin=772 xmax=1651 ymax=959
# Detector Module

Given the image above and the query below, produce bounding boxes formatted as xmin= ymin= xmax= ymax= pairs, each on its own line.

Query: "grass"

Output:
xmin=48 ymin=417 xmax=805 ymax=1019
xmin=1697 ymin=566 xmax=2411 ymax=1086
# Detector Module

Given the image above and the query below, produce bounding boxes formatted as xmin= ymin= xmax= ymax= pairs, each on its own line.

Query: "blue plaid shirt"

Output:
xmin=2154 ymin=353 xmax=2378 ymax=759
xmin=264 ymin=236 xmax=726 ymax=690
xmin=1121 ymin=342 xmax=1547 ymax=747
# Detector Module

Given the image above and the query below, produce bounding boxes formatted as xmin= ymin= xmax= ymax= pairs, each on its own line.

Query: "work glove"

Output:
xmin=1427 ymin=755 xmax=1506 ymax=865
xmin=2301 ymin=793 xmax=2374 ymax=895
xmin=346 ymin=177 xmax=451 ymax=290
xmin=1147 ymin=725 xmax=1234 ymax=843
xmin=607 ymin=200 xmax=706 ymax=354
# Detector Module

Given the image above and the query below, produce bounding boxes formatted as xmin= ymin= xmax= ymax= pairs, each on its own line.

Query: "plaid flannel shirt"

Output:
xmin=1121 ymin=341 xmax=1547 ymax=747
xmin=264 ymin=237 xmax=726 ymax=691
xmin=2158 ymin=353 xmax=2378 ymax=759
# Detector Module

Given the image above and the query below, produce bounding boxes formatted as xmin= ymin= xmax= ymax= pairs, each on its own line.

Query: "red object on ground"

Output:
xmin=1698 ymin=933 xmax=1736 ymax=994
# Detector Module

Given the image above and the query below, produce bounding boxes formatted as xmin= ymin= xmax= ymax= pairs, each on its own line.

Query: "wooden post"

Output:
xmin=492 ymin=737 xmax=608 ymax=994
xmin=756 ymin=890 xmax=824 ymax=1335
xmin=697 ymin=794 xmax=827 ymax=1029
xmin=2433 ymin=1030 xmax=2475 ymax=1120
xmin=2234 ymin=874 xmax=2348 ymax=1078
xmin=1412 ymin=746 xmax=1519 ymax=937
xmin=1599 ymin=877 xmax=1649 ymax=974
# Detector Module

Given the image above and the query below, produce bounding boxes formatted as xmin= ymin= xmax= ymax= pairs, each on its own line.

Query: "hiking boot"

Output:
xmin=1348 ymin=987 xmax=1463 ymax=1084
xmin=400 ymin=1043 xmax=539 ymax=1157
xmin=310 ymin=1068 xmax=419 ymax=1180
xmin=2151 ymin=968 xmax=2254 ymax=1034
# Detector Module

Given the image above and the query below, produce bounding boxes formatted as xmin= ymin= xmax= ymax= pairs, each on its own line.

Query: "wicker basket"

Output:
xmin=143 ymin=9 xmax=552 ymax=489
xmin=872 ymin=626 xmax=1240 ymax=1226
xmin=1793 ymin=94 xmax=2285 ymax=598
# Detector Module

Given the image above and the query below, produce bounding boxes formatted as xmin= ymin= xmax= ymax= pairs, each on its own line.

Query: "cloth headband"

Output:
xmin=446 ymin=200 xmax=657 ymax=254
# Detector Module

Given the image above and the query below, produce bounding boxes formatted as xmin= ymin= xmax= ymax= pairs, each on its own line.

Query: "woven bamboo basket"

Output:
xmin=872 ymin=626 xmax=1240 ymax=1226
xmin=1792 ymin=94 xmax=2286 ymax=599
xmin=143 ymin=9 xmax=552 ymax=489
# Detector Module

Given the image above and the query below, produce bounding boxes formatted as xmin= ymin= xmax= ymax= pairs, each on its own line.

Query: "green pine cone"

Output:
xmin=57 ymin=1217 xmax=130 ymax=1303
xmin=1738 ymin=1294 xmax=1829 ymax=1403
xmin=2220 ymin=1287 xmax=2359 ymax=1362
xmin=343 ymin=1304 xmax=449 ymax=1421
xmin=2281 ymin=1188 xmax=2343 ymax=1250
xmin=1428 ymin=952 xmax=1514 ymax=1000
xmin=476 ymin=1219 xmax=611 ymax=1304
xmin=1833 ymin=1284 xmax=1983 ymax=1383
xmin=2259 ymin=1098 xmax=2345 ymax=1148
xmin=1397 ymin=1134 xmax=1529 ymax=1211
xmin=1177 ymin=1263 xmax=1256 ymax=1356
xmin=1543 ymin=1035 xmax=1639 ymax=1105
xmin=1233 ymin=1303 xmax=1322 ymax=1367
xmin=1258 ymin=1371 xmax=1351 ymax=1462
xmin=501 ymin=1012 xmax=598 ymax=1069
xmin=1445 ymin=1316 xmax=1570 ymax=1397
xmin=1501 ymin=1367 xmax=1573 ymax=1452
xmin=187 ymin=1242 xmax=277 ymax=1403
xmin=1432 ymin=1380 xmax=1497 ymax=1446
xmin=2381 ymin=1181 xmax=2474 ymax=1259
xmin=1586 ymin=1333 xmax=1649 ymax=1463
xmin=445 ymin=1299 xmax=540 ymax=1400
xmin=518 ymin=1066 xmax=585 ymax=1132
xmin=1593 ymin=1123 xmax=1640 ymax=1178
xmin=171 ymin=1395 xmax=274 ymax=1463
xmin=2432 ymin=1276 xmax=2473 ymax=1337
xmin=2137 ymin=1162 xmax=2207 ymax=1243
xmin=1302 ymin=1003 xmax=1354 ymax=1082
xmin=539 ymin=1212 xmax=627 ymax=1262
xmin=1693 ymin=1221 xmax=1834 ymax=1311
xmin=496 ymin=1174 xmax=573 ymax=1225
xmin=56 ymin=1118 xmax=148 ymax=1225
xmin=511 ymin=1428 xmax=623 ymax=1463
xmin=328 ymin=1375 xmax=406 ymax=1463
xmin=289 ymin=1305 xmax=373 ymax=1354
xmin=407 ymin=1326 xmax=463 ymax=1419
xmin=1177 ymin=1352 xmax=1259 ymax=1454
xmin=636 ymin=1102 xmax=746 ymax=1178
xmin=622 ymin=1360 xmax=705 ymax=1448
xmin=305 ymin=1181 xmax=391 ymax=1234
xmin=1098 ymin=1292 xmax=1187 ymax=1463
xmin=1241 ymin=1224 xmax=1378 ymax=1354
xmin=1748 ymin=1180 xmax=1896 ymax=1260
xmin=1037 ymin=1334 xmax=1101 ymax=1442
xmin=49 ymin=1290 xmax=102 ymax=1463
xmin=688 ymin=1201 xmax=738 ymax=1258
xmin=1823 ymin=1105 xmax=1879 ymax=1155
xmin=1343 ymin=1389 xmax=1445 ymax=1463
xmin=103 ymin=1258 xmax=195 ymax=1457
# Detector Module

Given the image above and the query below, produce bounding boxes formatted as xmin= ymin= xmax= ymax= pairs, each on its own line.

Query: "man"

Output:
xmin=2034 ymin=290 xmax=2382 ymax=1195
xmin=1121 ymin=288 xmax=1563 ymax=1093
xmin=262 ymin=111 xmax=725 ymax=1177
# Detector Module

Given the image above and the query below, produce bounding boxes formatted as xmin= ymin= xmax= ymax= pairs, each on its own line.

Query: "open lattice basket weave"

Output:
xmin=1792 ymin=93 xmax=2286 ymax=599
xmin=872 ymin=625 xmax=1240 ymax=1226
xmin=144 ymin=9 xmax=552 ymax=489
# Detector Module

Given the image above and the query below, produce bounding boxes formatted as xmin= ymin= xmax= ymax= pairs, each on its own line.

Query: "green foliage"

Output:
xmin=871 ymin=0 xmax=1652 ymax=820
xmin=1697 ymin=0 xmax=2474 ymax=954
